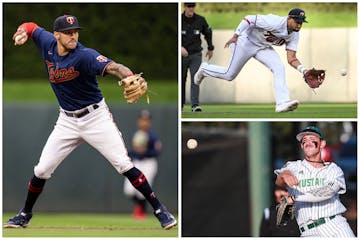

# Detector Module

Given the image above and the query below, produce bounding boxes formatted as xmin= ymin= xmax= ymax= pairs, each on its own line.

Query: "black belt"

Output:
xmin=300 ymin=215 xmax=336 ymax=233
xmin=63 ymin=104 xmax=99 ymax=118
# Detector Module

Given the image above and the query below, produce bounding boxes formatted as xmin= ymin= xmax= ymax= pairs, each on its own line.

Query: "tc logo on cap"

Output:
xmin=66 ymin=16 xmax=75 ymax=25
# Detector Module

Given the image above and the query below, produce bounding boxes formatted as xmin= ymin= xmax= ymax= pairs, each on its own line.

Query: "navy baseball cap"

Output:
xmin=296 ymin=126 xmax=324 ymax=142
xmin=184 ymin=3 xmax=196 ymax=7
xmin=288 ymin=8 xmax=308 ymax=23
xmin=53 ymin=15 xmax=82 ymax=32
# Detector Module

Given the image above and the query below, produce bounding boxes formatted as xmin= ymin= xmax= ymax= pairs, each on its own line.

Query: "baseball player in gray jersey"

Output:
xmin=194 ymin=8 xmax=312 ymax=113
xmin=275 ymin=126 xmax=355 ymax=237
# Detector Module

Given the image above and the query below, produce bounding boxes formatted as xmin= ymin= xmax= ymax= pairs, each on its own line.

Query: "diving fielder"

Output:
xmin=195 ymin=8 xmax=311 ymax=113
xmin=275 ymin=126 xmax=355 ymax=237
xmin=5 ymin=14 xmax=176 ymax=230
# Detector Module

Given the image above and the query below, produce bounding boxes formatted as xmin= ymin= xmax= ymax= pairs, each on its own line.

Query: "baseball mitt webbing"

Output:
xmin=276 ymin=196 xmax=296 ymax=226
xmin=119 ymin=73 xmax=148 ymax=104
xmin=304 ymin=68 xmax=325 ymax=89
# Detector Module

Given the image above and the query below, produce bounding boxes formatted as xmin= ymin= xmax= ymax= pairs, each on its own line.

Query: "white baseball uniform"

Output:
xmin=201 ymin=14 xmax=299 ymax=105
xmin=275 ymin=160 xmax=355 ymax=237
xmin=34 ymin=98 xmax=134 ymax=179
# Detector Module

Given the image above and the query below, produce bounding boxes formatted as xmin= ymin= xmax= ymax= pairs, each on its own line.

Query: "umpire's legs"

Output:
xmin=181 ymin=56 xmax=190 ymax=109
xmin=188 ymin=52 xmax=202 ymax=106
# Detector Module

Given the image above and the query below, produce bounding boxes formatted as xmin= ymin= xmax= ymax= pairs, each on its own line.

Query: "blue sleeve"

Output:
xmin=32 ymin=28 xmax=57 ymax=58
xmin=80 ymin=47 xmax=112 ymax=77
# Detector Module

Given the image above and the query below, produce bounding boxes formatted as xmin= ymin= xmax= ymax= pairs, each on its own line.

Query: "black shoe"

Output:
xmin=4 ymin=209 xmax=33 ymax=228
xmin=191 ymin=105 xmax=202 ymax=112
xmin=154 ymin=205 xmax=177 ymax=230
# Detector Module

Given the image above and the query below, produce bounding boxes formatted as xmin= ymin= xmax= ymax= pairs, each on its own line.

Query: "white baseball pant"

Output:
xmin=34 ymin=98 xmax=134 ymax=179
xmin=201 ymin=35 xmax=291 ymax=105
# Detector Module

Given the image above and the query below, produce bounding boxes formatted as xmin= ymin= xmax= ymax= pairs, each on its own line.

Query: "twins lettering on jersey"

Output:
xmin=46 ymin=60 xmax=79 ymax=83
xmin=264 ymin=31 xmax=286 ymax=46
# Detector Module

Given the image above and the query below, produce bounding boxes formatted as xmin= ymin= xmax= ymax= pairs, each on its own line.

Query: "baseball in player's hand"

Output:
xmin=13 ymin=28 xmax=28 ymax=46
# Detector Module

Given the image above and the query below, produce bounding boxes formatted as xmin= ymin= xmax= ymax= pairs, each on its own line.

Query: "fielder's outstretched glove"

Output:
xmin=119 ymin=73 xmax=148 ymax=104
xmin=304 ymin=68 xmax=326 ymax=89
xmin=276 ymin=196 xmax=296 ymax=226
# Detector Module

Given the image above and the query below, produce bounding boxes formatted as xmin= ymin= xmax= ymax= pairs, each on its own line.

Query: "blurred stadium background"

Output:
xmin=4 ymin=3 xmax=177 ymax=80
xmin=182 ymin=122 xmax=357 ymax=237
xmin=3 ymin=3 xmax=178 ymax=218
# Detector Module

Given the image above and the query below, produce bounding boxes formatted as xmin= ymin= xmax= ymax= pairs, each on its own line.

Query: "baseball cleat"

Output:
xmin=191 ymin=105 xmax=202 ymax=112
xmin=275 ymin=100 xmax=299 ymax=113
xmin=4 ymin=209 xmax=33 ymax=228
xmin=154 ymin=205 xmax=177 ymax=230
xmin=194 ymin=63 xmax=207 ymax=85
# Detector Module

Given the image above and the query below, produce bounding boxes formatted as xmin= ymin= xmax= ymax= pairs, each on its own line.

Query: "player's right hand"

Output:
xmin=224 ymin=34 xmax=239 ymax=48
xmin=281 ymin=170 xmax=299 ymax=187
xmin=13 ymin=28 xmax=28 ymax=46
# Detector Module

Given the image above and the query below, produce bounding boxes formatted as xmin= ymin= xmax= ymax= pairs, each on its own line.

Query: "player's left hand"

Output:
xmin=119 ymin=73 xmax=148 ymax=104
xmin=303 ymin=68 xmax=326 ymax=88
xmin=276 ymin=195 xmax=296 ymax=226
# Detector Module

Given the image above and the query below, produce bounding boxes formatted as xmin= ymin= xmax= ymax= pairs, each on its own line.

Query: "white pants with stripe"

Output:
xmin=201 ymin=35 xmax=291 ymax=105
xmin=34 ymin=98 xmax=134 ymax=179
xmin=300 ymin=215 xmax=355 ymax=237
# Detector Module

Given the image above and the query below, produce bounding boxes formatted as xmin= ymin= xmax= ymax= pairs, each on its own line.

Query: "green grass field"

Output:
xmin=195 ymin=3 xmax=357 ymax=29
xmin=3 ymin=213 xmax=178 ymax=237
xmin=3 ymin=79 xmax=178 ymax=104
xmin=204 ymin=12 xmax=357 ymax=29
xmin=182 ymin=103 xmax=357 ymax=118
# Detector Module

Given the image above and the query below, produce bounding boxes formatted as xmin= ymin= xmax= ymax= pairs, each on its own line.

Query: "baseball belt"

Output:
xmin=63 ymin=104 xmax=99 ymax=118
xmin=299 ymin=215 xmax=336 ymax=233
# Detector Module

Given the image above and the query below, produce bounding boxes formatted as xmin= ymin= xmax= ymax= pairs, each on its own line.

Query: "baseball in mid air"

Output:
xmin=340 ymin=69 xmax=347 ymax=76
xmin=187 ymin=138 xmax=198 ymax=149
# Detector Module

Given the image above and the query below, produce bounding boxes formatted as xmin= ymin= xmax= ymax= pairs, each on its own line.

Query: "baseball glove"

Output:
xmin=276 ymin=196 xmax=296 ymax=227
xmin=304 ymin=68 xmax=326 ymax=89
xmin=119 ymin=73 xmax=148 ymax=104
